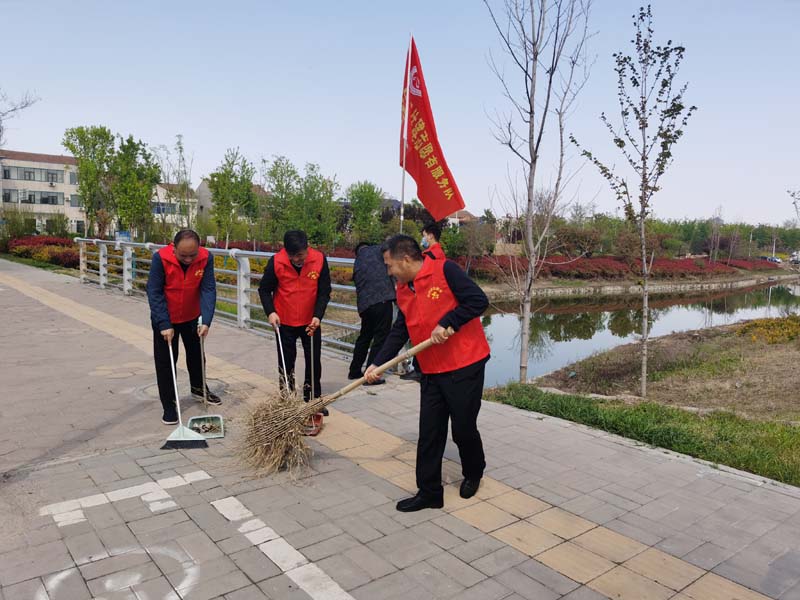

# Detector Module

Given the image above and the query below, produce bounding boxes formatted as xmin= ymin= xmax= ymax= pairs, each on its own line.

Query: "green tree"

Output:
xmin=263 ymin=156 xmax=300 ymax=244
xmin=573 ymin=6 xmax=696 ymax=397
xmin=208 ymin=148 xmax=255 ymax=248
xmin=287 ymin=163 xmax=340 ymax=248
xmin=347 ymin=181 xmax=384 ymax=244
xmin=108 ymin=135 xmax=161 ymax=239
xmin=62 ymin=126 xmax=115 ymax=236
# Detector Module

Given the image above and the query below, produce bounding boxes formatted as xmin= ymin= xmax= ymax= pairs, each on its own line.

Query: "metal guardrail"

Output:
xmin=74 ymin=238 xmax=359 ymax=353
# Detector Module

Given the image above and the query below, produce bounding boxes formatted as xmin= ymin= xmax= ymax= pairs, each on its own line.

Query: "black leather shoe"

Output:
xmin=399 ymin=370 xmax=421 ymax=381
xmin=191 ymin=387 xmax=222 ymax=405
xmin=396 ymin=493 xmax=444 ymax=512
xmin=319 ymin=407 xmax=329 ymax=417
xmin=460 ymin=478 xmax=481 ymax=499
xmin=347 ymin=372 xmax=363 ymax=380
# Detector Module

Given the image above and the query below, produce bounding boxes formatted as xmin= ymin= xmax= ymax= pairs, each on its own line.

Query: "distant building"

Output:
xmin=0 ymin=149 xmax=86 ymax=234
xmin=447 ymin=209 xmax=478 ymax=227
xmin=151 ymin=182 xmax=198 ymax=225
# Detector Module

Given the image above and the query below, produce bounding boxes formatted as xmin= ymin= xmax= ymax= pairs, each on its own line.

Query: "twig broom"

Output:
xmin=239 ymin=336 xmax=438 ymax=473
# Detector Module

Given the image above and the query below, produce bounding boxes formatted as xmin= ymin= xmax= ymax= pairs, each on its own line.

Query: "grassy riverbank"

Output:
xmin=487 ymin=384 xmax=800 ymax=487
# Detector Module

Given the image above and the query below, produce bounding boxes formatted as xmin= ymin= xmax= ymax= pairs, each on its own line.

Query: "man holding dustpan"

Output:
xmin=147 ymin=229 xmax=221 ymax=425
xmin=366 ymin=234 xmax=490 ymax=512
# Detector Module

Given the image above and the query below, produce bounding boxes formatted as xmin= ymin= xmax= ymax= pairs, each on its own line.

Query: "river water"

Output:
xmin=483 ymin=283 xmax=800 ymax=387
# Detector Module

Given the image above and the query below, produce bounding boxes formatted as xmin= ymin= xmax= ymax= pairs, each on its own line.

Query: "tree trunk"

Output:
xmin=639 ymin=214 xmax=649 ymax=398
xmin=519 ymin=268 xmax=533 ymax=382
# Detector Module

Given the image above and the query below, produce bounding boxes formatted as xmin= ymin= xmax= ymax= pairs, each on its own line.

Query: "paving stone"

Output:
xmin=2 ymin=577 xmax=47 ymax=600
xmin=495 ymin=567 xmax=560 ymax=600
xmin=350 ymin=570 xmax=426 ymax=600
xmin=316 ymin=553 xmax=375 ymax=591
xmin=536 ymin=542 xmax=615 ymax=584
xmin=84 ymin=503 xmax=125 ymax=529
xmin=86 ymin=562 xmax=161 ymax=596
xmin=450 ymin=534 xmax=506 ymax=563
xmin=96 ymin=525 xmax=141 ymax=556
xmin=572 ymin=527 xmax=648 ymax=563
xmin=333 ymin=515 xmax=383 ymax=543
xmin=301 ymin=533 xmax=361 ymax=562
xmin=682 ymin=542 xmax=739 ymax=571
xmin=515 ymin=558 xmax=580 ymax=596
xmin=403 ymin=560 xmax=465 ymax=598
xmin=43 ymin=567 xmax=92 ymax=600
xmin=367 ymin=529 xmax=440 ymax=569
xmin=65 ymin=530 xmax=109 ymax=565
xmin=431 ymin=513 xmax=484 ymax=542
xmin=0 ymin=540 xmax=74 ymax=586
xmin=456 ymin=577 xmax=512 ymax=600
xmin=229 ymin=547 xmax=281 ymax=583
xmin=426 ymin=552 xmax=486 ymax=588
xmin=145 ymin=540 xmax=194 ymax=575
xmin=681 ymin=572 xmax=773 ymax=600
xmin=79 ymin=551 xmax=152 ymax=581
xmin=471 ymin=545 xmax=528 ymax=576
xmin=258 ymin=573 xmax=313 ymax=600
xmin=623 ymin=547 xmax=704 ymax=591
xmin=561 ymin=587 xmax=611 ymax=600
xmin=493 ymin=520 xmax=562 ymax=557
xmin=177 ymin=531 xmax=224 ymax=564
xmin=218 ymin=534 xmax=254 ymax=556
xmin=131 ymin=575 xmax=180 ymax=599
xmin=588 ymin=565 xmax=673 ymax=600
xmin=137 ymin=518 xmax=202 ymax=546
xmin=409 ymin=520 xmax=463 ymax=550
xmin=224 ymin=584 xmax=270 ymax=600
xmin=342 ymin=545 xmax=397 ymax=579
xmin=284 ymin=523 xmax=344 ymax=549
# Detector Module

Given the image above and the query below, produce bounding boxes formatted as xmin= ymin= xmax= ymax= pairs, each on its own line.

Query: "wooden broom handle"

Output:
xmin=323 ymin=329 xmax=451 ymax=403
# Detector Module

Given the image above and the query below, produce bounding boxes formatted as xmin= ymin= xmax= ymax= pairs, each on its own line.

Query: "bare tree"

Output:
xmin=0 ymin=89 xmax=38 ymax=147
xmin=573 ymin=5 xmax=696 ymax=397
xmin=484 ymin=0 xmax=592 ymax=382
xmin=153 ymin=135 xmax=195 ymax=230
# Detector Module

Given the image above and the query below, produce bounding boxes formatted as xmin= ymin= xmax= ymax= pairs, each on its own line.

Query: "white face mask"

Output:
xmin=420 ymin=236 xmax=430 ymax=249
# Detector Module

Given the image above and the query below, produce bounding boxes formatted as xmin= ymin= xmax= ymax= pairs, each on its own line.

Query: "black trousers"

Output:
xmin=276 ymin=324 xmax=322 ymax=400
xmin=153 ymin=320 xmax=204 ymax=419
xmin=416 ymin=359 xmax=487 ymax=499
xmin=349 ymin=301 xmax=393 ymax=377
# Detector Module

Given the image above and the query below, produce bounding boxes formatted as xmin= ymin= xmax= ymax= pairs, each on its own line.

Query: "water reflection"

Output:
xmin=485 ymin=284 xmax=800 ymax=387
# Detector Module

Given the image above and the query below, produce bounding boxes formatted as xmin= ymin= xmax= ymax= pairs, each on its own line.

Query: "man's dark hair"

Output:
xmin=382 ymin=234 xmax=422 ymax=261
xmin=422 ymin=222 xmax=442 ymax=241
xmin=283 ymin=230 xmax=308 ymax=254
xmin=174 ymin=229 xmax=200 ymax=246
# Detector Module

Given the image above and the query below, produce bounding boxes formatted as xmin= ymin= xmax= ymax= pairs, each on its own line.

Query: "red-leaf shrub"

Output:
xmin=8 ymin=236 xmax=74 ymax=250
xmin=726 ymin=259 xmax=780 ymax=270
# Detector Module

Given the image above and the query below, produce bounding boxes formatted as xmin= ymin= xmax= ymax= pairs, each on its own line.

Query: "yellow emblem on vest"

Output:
xmin=195 ymin=269 xmax=204 ymax=278
xmin=427 ymin=286 xmax=443 ymax=300
xmin=307 ymin=270 xmax=319 ymax=280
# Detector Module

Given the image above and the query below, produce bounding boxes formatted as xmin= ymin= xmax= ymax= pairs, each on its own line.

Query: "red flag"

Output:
xmin=400 ymin=37 xmax=465 ymax=222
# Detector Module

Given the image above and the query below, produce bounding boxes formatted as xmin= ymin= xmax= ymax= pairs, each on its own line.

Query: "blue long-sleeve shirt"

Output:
xmin=146 ymin=251 xmax=216 ymax=331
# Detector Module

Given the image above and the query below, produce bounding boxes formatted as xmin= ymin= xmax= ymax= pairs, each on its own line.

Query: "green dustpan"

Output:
xmin=187 ymin=414 xmax=225 ymax=439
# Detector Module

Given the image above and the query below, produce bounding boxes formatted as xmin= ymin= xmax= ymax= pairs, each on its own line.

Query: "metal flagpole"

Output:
xmin=399 ymin=33 xmax=413 ymax=234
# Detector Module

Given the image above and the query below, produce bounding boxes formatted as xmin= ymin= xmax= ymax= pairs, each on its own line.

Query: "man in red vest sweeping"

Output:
xmin=258 ymin=230 xmax=332 ymax=415
xmin=366 ymin=234 xmax=490 ymax=512
xmin=146 ymin=229 xmax=220 ymax=425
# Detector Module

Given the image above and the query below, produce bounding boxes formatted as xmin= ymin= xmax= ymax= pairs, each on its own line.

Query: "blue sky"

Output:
xmin=3 ymin=0 xmax=799 ymax=225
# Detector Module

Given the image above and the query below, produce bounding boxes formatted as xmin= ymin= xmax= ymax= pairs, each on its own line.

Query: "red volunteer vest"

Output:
xmin=159 ymin=244 xmax=210 ymax=325
xmin=424 ymin=242 xmax=446 ymax=260
xmin=396 ymin=259 xmax=489 ymax=374
xmin=273 ymin=247 xmax=324 ymax=327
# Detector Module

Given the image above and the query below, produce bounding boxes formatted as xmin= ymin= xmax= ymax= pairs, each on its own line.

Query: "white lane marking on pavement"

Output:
xmin=211 ymin=496 xmax=253 ymax=521
xmin=39 ymin=469 xmax=212 ymax=525
xmin=210 ymin=496 xmax=355 ymax=600
xmin=288 ymin=563 xmax=356 ymax=600
xmin=245 ymin=527 xmax=279 ymax=545
xmin=259 ymin=538 xmax=309 ymax=571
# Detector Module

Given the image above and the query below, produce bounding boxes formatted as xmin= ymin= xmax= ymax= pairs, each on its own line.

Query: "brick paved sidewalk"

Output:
xmin=2 ymin=259 xmax=799 ymax=600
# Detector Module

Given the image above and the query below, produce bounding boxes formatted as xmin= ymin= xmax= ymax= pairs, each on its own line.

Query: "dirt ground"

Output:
xmin=537 ymin=321 xmax=800 ymax=423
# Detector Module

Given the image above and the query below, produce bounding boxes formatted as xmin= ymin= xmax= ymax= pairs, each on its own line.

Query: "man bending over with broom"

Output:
xmin=365 ymin=234 xmax=490 ymax=512
xmin=147 ymin=229 xmax=220 ymax=425
xmin=258 ymin=230 xmax=332 ymax=416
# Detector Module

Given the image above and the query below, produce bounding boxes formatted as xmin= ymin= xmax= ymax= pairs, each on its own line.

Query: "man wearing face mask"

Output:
xmin=147 ymin=229 xmax=220 ymax=425
xmin=258 ymin=230 xmax=332 ymax=415
xmin=421 ymin=222 xmax=445 ymax=260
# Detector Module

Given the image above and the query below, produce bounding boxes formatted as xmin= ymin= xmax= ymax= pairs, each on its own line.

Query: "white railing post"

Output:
xmin=231 ymin=249 xmax=250 ymax=328
xmin=78 ymin=240 xmax=87 ymax=283
xmin=98 ymin=243 xmax=108 ymax=289
xmin=122 ymin=244 xmax=133 ymax=295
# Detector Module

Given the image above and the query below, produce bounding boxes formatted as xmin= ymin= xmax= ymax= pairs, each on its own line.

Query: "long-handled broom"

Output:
xmin=239 ymin=334 xmax=441 ymax=473
xmin=161 ymin=341 xmax=208 ymax=450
